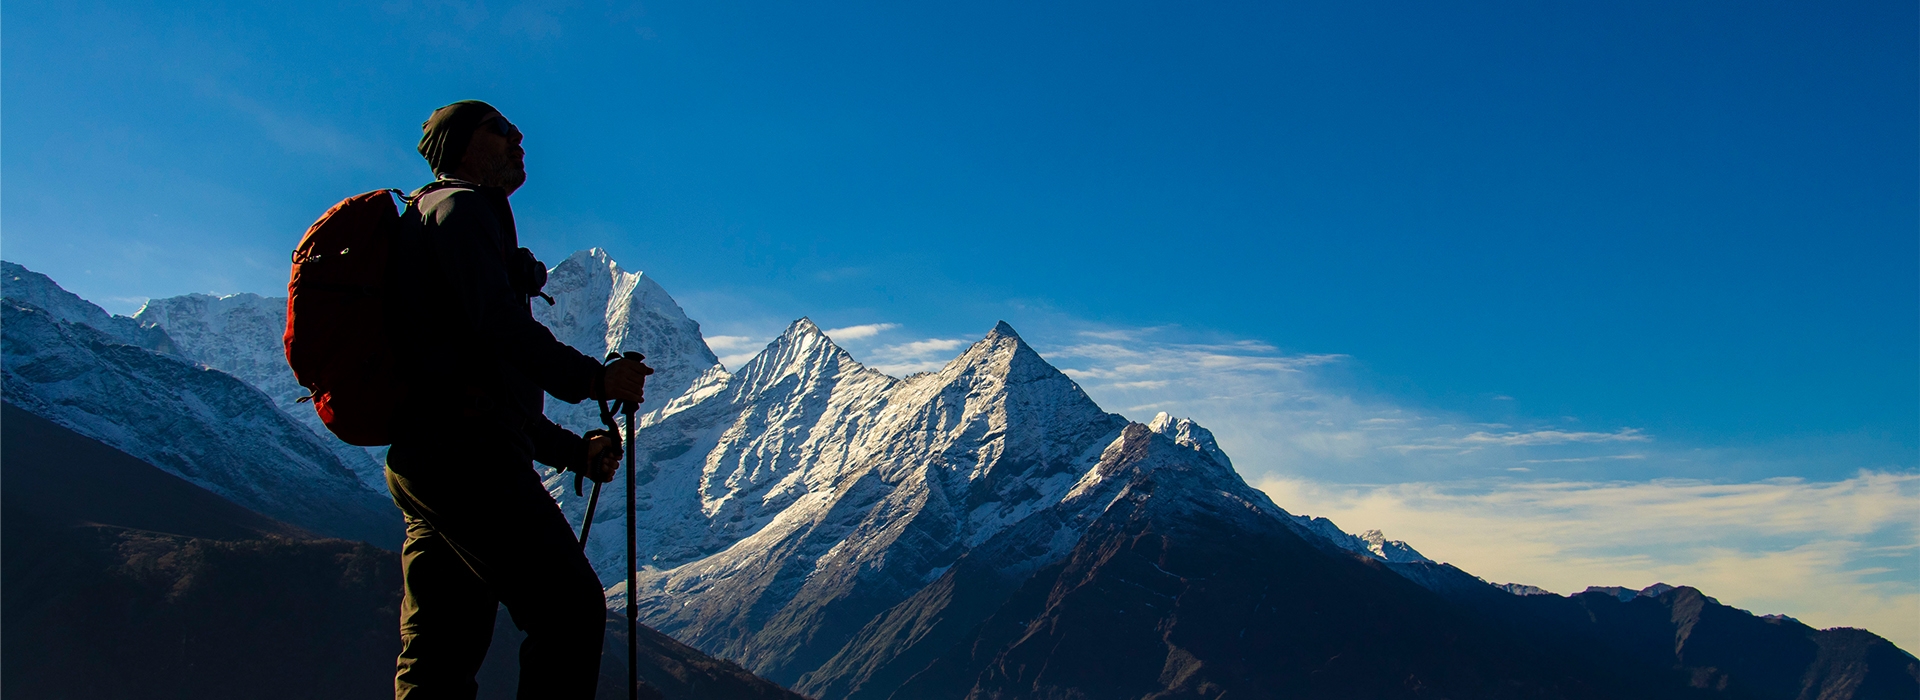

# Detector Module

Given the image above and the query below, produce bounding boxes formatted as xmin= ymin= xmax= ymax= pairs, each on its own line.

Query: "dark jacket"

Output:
xmin=388 ymin=179 xmax=599 ymax=471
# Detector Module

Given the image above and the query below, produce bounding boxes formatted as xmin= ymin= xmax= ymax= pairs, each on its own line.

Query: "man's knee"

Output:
xmin=514 ymin=565 xmax=606 ymax=636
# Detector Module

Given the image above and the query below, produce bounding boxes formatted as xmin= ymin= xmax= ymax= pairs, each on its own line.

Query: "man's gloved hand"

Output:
xmin=580 ymin=429 xmax=621 ymax=483
xmin=598 ymin=357 xmax=652 ymax=404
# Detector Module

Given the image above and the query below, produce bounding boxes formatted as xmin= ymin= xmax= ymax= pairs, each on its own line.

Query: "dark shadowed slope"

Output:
xmin=2 ymin=296 xmax=402 ymax=548
xmin=2 ymin=401 xmax=404 ymax=699
xmin=475 ymin=609 xmax=811 ymax=700
xmin=2 ymin=401 xmax=311 ymax=540
xmin=2 ymin=401 xmax=808 ymax=700
xmin=1389 ymin=559 xmax=1920 ymax=700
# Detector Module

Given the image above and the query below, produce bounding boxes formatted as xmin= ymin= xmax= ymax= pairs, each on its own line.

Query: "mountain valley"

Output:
xmin=3 ymin=253 xmax=1912 ymax=700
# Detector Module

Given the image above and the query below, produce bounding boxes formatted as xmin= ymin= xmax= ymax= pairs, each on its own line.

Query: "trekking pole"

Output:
xmin=578 ymin=354 xmax=628 ymax=548
xmin=616 ymin=350 xmax=649 ymax=700
xmin=576 ymin=393 xmax=621 ymax=548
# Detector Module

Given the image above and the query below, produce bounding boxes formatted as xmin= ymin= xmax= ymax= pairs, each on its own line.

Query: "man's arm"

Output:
xmin=529 ymin=416 xmax=621 ymax=483
xmin=527 ymin=416 xmax=588 ymax=471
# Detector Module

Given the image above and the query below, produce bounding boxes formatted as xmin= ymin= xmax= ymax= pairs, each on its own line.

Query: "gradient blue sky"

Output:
xmin=6 ymin=0 xmax=1917 ymax=643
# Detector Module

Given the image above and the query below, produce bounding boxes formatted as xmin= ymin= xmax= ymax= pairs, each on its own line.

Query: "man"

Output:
xmin=384 ymin=100 xmax=651 ymax=699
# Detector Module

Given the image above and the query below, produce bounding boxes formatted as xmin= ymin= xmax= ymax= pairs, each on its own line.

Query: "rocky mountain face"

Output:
xmin=0 ymin=266 xmax=399 ymax=547
xmin=15 ymin=251 xmax=1910 ymax=700
xmin=132 ymin=290 xmax=389 ymax=490
xmin=1 ymin=262 xmax=174 ymax=351
xmin=577 ymin=318 xmax=1134 ymax=686
xmin=531 ymin=248 xmax=722 ymax=433
xmin=879 ymin=425 xmax=1675 ymax=700
xmin=1 ymin=401 xmax=402 ymax=700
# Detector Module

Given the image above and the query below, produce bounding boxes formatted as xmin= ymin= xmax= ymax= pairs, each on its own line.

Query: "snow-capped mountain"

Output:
xmin=581 ymin=318 xmax=1133 ymax=682
xmin=2 ymin=262 xmax=173 ymax=351
xmin=532 ymin=248 xmax=721 ymax=434
xmin=133 ymin=291 xmax=387 ymax=490
xmin=0 ymin=265 xmax=398 ymax=546
xmin=125 ymin=247 xmax=722 ymax=491
xmin=38 ymin=248 xmax=1446 ymax=681
xmin=1145 ymin=411 xmax=1234 ymax=469
xmin=27 ymin=249 xmax=1904 ymax=699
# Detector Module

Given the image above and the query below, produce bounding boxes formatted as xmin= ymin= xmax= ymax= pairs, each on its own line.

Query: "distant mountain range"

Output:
xmin=2 ymin=255 xmax=1912 ymax=699
xmin=1 ymin=262 xmax=396 ymax=546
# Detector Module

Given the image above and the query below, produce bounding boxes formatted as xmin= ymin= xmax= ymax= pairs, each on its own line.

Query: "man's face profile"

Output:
xmin=464 ymin=114 xmax=527 ymax=194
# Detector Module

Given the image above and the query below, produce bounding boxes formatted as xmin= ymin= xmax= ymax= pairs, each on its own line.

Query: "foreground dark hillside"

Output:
xmin=1 ymin=403 xmax=400 ymax=699
xmin=0 ymin=402 xmax=803 ymax=700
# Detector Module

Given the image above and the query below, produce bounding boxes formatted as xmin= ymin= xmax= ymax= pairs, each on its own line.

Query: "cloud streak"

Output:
xmin=864 ymin=337 xmax=970 ymax=376
xmin=824 ymin=323 xmax=899 ymax=341
xmin=705 ymin=334 xmax=765 ymax=369
xmin=1460 ymin=428 xmax=1650 ymax=446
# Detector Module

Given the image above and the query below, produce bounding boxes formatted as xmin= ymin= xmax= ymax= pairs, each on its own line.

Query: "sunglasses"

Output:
xmin=479 ymin=115 xmax=521 ymax=139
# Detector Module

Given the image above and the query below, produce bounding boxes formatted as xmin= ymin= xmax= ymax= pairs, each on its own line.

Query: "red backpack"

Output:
xmin=284 ymin=189 xmax=409 ymax=446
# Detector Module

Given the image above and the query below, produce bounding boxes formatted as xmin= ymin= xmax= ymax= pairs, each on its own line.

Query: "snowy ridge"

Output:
xmin=0 ymin=266 xmax=397 ymax=545
xmin=1285 ymin=513 xmax=1432 ymax=564
xmin=1146 ymin=411 xmax=1234 ymax=469
xmin=580 ymin=318 xmax=1131 ymax=680
xmin=133 ymin=292 xmax=387 ymax=490
xmin=1498 ymin=582 xmax=1556 ymax=596
xmin=532 ymin=248 xmax=721 ymax=435
xmin=2 ymin=261 xmax=173 ymax=351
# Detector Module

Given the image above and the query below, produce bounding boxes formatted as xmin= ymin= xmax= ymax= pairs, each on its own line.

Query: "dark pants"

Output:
xmin=385 ymin=437 xmax=606 ymax=700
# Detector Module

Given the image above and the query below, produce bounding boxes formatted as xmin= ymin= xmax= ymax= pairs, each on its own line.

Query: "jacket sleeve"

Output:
xmin=528 ymin=416 xmax=588 ymax=471
xmin=420 ymin=189 xmax=603 ymax=404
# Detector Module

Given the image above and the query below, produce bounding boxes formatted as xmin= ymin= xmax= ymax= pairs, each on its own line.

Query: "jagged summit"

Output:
xmin=987 ymin=319 xmax=1018 ymax=339
xmin=565 ymin=246 xmax=616 ymax=266
xmin=1146 ymin=412 xmax=1234 ymax=469
xmin=1359 ymin=528 xmax=1429 ymax=563
xmin=724 ymin=316 xmax=883 ymax=405
xmin=535 ymin=249 xmax=720 ymax=432
xmin=787 ymin=316 xmax=823 ymax=335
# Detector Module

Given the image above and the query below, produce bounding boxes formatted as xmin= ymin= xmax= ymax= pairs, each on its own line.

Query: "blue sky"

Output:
xmin=6 ymin=0 xmax=1916 ymax=645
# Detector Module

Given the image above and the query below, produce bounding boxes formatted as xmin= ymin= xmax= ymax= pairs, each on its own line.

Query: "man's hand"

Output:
xmin=581 ymin=431 xmax=621 ymax=483
xmin=601 ymin=357 xmax=652 ymax=403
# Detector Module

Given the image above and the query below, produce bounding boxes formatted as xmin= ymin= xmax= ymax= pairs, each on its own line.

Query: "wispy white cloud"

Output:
xmin=1019 ymin=325 xmax=1686 ymax=484
xmin=704 ymin=335 xmax=766 ymax=370
xmin=717 ymin=353 xmax=758 ymax=369
xmin=1461 ymin=428 xmax=1649 ymax=447
xmin=1519 ymin=454 xmax=1648 ymax=464
xmin=824 ymin=323 xmax=899 ymax=341
xmin=1255 ymin=471 xmax=1920 ymax=651
xmin=1382 ymin=428 xmax=1651 ymax=455
xmin=704 ymin=334 xmax=761 ymax=352
xmin=197 ymin=83 xmax=399 ymax=170
xmin=865 ymin=337 xmax=970 ymax=376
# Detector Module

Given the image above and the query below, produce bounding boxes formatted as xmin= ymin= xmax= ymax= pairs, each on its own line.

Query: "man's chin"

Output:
xmin=502 ymin=169 xmax=528 ymax=193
